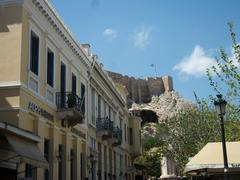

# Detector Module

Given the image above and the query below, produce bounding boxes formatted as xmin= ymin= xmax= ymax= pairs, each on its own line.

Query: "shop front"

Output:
xmin=0 ymin=122 xmax=48 ymax=179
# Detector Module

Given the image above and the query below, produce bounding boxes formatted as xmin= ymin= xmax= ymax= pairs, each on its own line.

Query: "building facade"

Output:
xmin=0 ymin=0 xmax=142 ymax=179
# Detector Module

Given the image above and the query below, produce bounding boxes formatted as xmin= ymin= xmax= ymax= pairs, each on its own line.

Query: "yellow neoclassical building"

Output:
xmin=0 ymin=0 xmax=142 ymax=180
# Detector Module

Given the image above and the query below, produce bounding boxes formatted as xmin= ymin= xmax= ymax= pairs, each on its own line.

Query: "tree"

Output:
xmin=206 ymin=22 xmax=240 ymax=121
xmin=162 ymin=99 xmax=240 ymax=174
xmin=162 ymin=106 xmax=219 ymax=173
xmin=207 ymin=22 xmax=240 ymax=100
xmin=135 ymin=149 xmax=162 ymax=177
xmin=135 ymin=123 xmax=168 ymax=177
xmin=140 ymin=101 xmax=240 ymax=176
xmin=136 ymin=100 xmax=240 ymax=177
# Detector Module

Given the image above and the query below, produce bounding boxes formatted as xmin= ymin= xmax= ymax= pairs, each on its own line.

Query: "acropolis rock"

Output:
xmin=107 ymin=71 xmax=173 ymax=106
xmin=130 ymin=91 xmax=194 ymax=123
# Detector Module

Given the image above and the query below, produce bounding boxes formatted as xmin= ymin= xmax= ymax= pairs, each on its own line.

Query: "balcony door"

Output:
xmin=60 ymin=62 xmax=66 ymax=92
xmin=72 ymin=73 xmax=77 ymax=94
xmin=60 ymin=62 xmax=66 ymax=108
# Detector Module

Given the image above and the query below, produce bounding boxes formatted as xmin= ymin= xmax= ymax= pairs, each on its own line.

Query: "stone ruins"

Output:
xmin=107 ymin=71 xmax=173 ymax=106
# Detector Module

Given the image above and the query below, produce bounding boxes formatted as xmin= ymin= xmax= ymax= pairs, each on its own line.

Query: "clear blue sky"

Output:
xmin=50 ymin=0 xmax=240 ymax=101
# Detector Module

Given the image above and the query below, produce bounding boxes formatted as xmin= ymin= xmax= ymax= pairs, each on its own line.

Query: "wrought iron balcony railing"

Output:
xmin=56 ymin=92 xmax=84 ymax=126
xmin=96 ymin=117 xmax=114 ymax=140
xmin=96 ymin=117 xmax=114 ymax=131
xmin=112 ymin=127 xmax=122 ymax=146
xmin=56 ymin=92 xmax=84 ymax=114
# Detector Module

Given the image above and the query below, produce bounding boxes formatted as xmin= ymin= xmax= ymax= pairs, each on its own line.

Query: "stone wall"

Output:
xmin=107 ymin=71 xmax=173 ymax=105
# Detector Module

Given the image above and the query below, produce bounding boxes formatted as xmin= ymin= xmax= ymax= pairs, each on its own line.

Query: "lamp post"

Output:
xmin=214 ymin=94 xmax=229 ymax=180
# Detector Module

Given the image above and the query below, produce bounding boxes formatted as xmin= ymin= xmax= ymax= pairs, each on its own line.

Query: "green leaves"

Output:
xmin=136 ymin=99 xmax=240 ymax=176
xmin=207 ymin=22 xmax=240 ymax=100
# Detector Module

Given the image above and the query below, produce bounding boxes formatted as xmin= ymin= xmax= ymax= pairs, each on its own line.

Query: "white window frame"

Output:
xmin=45 ymin=39 xmax=56 ymax=104
xmin=28 ymin=21 xmax=41 ymax=93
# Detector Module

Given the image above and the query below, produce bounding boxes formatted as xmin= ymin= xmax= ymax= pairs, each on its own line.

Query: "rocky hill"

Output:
xmin=130 ymin=91 xmax=194 ymax=123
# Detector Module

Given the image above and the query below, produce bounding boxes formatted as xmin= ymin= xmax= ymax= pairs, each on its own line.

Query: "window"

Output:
xmin=46 ymin=48 xmax=54 ymax=103
xmin=70 ymin=149 xmax=74 ymax=180
xmin=47 ymin=48 xmax=54 ymax=87
xmin=108 ymin=106 xmax=111 ymax=120
xmin=104 ymin=101 xmax=106 ymax=117
xmin=30 ymin=30 xmax=39 ymax=76
xmin=120 ymin=119 xmax=123 ymax=142
xmin=98 ymin=95 xmax=101 ymax=118
xmin=113 ymin=111 xmax=116 ymax=125
xmin=98 ymin=143 xmax=102 ymax=169
xmin=44 ymin=139 xmax=50 ymax=180
xmin=124 ymin=124 xmax=127 ymax=142
xmin=98 ymin=143 xmax=102 ymax=180
xmin=60 ymin=63 xmax=66 ymax=108
xmin=60 ymin=62 xmax=66 ymax=92
xmin=25 ymin=163 xmax=33 ymax=178
xmin=120 ymin=155 xmax=123 ymax=172
xmin=72 ymin=73 xmax=77 ymax=94
xmin=125 ymin=154 xmax=127 ymax=167
xmin=80 ymin=153 xmax=84 ymax=180
xmin=58 ymin=145 xmax=63 ymax=180
xmin=109 ymin=148 xmax=112 ymax=174
xmin=129 ymin=128 xmax=133 ymax=145
xmin=120 ymin=119 xmax=123 ymax=130
xmin=81 ymin=83 xmax=85 ymax=113
xmin=90 ymin=137 xmax=96 ymax=150
xmin=91 ymin=88 xmax=95 ymax=125
xmin=104 ymin=146 xmax=107 ymax=175
xmin=29 ymin=30 xmax=40 ymax=92
xmin=113 ymin=151 xmax=116 ymax=177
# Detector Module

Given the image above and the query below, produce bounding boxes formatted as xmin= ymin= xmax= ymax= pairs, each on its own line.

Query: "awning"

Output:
xmin=184 ymin=142 xmax=240 ymax=175
xmin=0 ymin=123 xmax=48 ymax=169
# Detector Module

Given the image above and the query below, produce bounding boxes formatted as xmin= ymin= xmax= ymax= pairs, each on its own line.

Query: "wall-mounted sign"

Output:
xmin=231 ymin=164 xmax=240 ymax=168
xmin=28 ymin=101 xmax=54 ymax=121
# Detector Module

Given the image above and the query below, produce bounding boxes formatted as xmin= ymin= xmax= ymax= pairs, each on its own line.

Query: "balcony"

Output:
xmin=129 ymin=146 xmax=142 ymax=158
xmin=56 ymin=92 xmax=84 ymax=126
xmin=111 ymin=127 xmax=122 ymax=147
xmin=96 ymin=117 xmax=113 ymax=140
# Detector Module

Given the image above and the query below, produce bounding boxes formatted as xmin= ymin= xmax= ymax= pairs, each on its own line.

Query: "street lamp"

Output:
xmin=214 ymin=94 xmax=229 ymax=180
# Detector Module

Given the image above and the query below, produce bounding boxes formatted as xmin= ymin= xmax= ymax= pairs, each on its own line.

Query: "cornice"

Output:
xmin=29 ymin=0 xmax=91 ymax=69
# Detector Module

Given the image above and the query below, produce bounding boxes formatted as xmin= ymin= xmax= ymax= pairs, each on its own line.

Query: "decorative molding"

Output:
xmin=0 ymin=107 xmax=20 ymax=112
xmin=29 ymin=0 xmax=90 ymax=69
xmin=0 ymin=0 xmax=23 ymax=7
xmin=20 ymin=82 xmax=57 ymax=110
xmin=0 ymin=81 xmax=21 ymax=88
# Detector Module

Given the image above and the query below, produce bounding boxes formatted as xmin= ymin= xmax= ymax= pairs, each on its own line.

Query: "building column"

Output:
xmin=35 ymin=117 xmax=44 ymax=180
xmin=74 ymin=138 xmax=82 ymax=180
xmin=63 ymin=133 xmax=70 ymax=180
xmin=50 ymin=126 xmax=58 ymax=180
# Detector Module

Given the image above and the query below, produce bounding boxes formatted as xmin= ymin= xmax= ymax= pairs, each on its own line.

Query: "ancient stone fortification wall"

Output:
xmin=107 ymin=71 xmax=173 ymax=105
